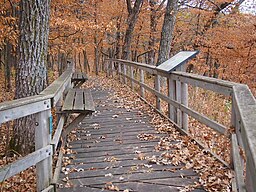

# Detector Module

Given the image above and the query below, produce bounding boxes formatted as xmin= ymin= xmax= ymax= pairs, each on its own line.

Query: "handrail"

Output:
xmin=105 ymin=57 xmax=256 ymax=192
xmin=0 ymin=64 xmax=74 ymax=124
xmin=0 ymin=64 xmax=74 ymax=191
xmin=40 ymin=64 xmax=74 ymax=106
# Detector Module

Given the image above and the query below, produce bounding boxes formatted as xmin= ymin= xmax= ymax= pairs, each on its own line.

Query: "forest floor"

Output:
xmin=0 ymin=71 xmax=233 ymax=191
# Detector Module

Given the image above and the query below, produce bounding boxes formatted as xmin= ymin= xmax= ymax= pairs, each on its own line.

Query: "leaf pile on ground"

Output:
xmin=81 ymin=75 xmax=233 ymax=192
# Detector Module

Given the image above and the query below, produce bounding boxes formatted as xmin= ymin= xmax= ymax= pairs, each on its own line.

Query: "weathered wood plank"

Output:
xmin=35 ymin=110 xmax=52 ymax=191
xmin=83 ymin=90 xmax=95 ymax=112
xmin=108 ymin=58 xmax=157 ymax=74
xmin=231 ymin=134 xmax=246 ymax=192
xmin=52 ymin=150 xmax=63 ymax=184
xmin=233 ymin=85 xmax=256 ymax=192
xmin=155 ymin=75 xmax=161 ymax=110
xmin=72 ymin=72 xmax=88 ymax=81
xmin=41 ymin=185 xmax=54 ymax=192
xmin=0 ymin=145 xmax=52 ymax=182
xmin=92 ymin=181 xmax=205 ymax=192
xmin=169 ymin=71 xmax=235 ymax=96
xmin=140 ymin=69 xmax=145 ymax=98
xmin=156 ymin=51 xmax=199 ymax=72
xmin=66 ymin=147 xmax=154 ymax=159
xmin=176 ymin=70 xmax=182 ymax=127
xmin=62 ymin=89 xmax=95 ymax=113
xmin=124 ymin=64 xmax=127 ymax=84
xmin=120 ymin=73 xmax=227 ymax=134
xmin=40 ymin=66 xmax=73 ymax=106
xmin=130 ymin=66 xmax=134 ymax=90
xmin=58 ymin=186 xmax=105 ymax=192
xmin=64 ymin=170 xmax=197 ymax=186
xmin=62 ymin=89 xmax=76 ymax=111
xmin=73 ymin=89 xmax=84 ymax=111
xmin=0 ymin=98 xmax=51 ymax=124
xmin=51 ymin=116 xmax=65 ymax=152
xmin=109 ymin=58 xmax=236 ymax=96
xmin=168 ymin=78 xmax=176 ymax=123
xmin=57 ymin=84 xmax=206 ymax=192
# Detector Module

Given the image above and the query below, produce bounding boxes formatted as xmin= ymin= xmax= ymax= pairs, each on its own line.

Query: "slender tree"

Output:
xmin=11 ymin=0 xmax=51 ymax=154
xmin=148 ymin=0 xmax=166 ymax=65
xmin=122 ymin=0 xmax=143 ymax=60
xmin=157 ymin=0 xmax=178 ymax=65
xmin=155 ymin=0 xmax=178 ymax=110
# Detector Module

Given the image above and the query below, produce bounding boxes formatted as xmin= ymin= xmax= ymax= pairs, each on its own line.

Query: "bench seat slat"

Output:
xmin=71 ymin=72 xmax=88 ymax=82
xmin=84 ymin=90 xmax=95 ymax=112
xmin=62 ymin=88 xmax=95 ymax=114
xmin=62 ymin=89 xmax=76 ymax=111
xmin=73 ymin=89 xmax=84 ymax=111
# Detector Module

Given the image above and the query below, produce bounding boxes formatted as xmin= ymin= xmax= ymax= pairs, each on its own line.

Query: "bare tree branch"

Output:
xmin=156 ymin=0 xmax=167 ymax=12
xmin=126 ymin=0 xmax=132 ymax=14
xmin=49 ymin=30 xmax=80 ymax=41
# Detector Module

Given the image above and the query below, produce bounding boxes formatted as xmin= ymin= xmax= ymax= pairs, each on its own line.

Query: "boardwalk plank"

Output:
xmin=57 ymin=82 xmax=205 ymax=192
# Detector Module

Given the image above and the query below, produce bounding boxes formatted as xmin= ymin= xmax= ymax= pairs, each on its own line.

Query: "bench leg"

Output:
xmin=62 ymin=113 xmax=90 ymax=141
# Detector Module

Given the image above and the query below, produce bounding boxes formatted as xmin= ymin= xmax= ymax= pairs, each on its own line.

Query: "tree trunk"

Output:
xmin=94 ymin=36 xmax=100 ymax=75
xmin=115 ymin=16 xmax=122 ymax=59
xmin=83 ymin=49 xmax=90 ymax=73
xmin=5 ymin=42 xmax=12 ymax=91
xmin=12 ymin=0 xmax=50 ymax=154
xmin=148 ymin=0 xmax=157 ymax=65
xmin=122 ymin=0 xmax=143 ymax=60
xmin=157 ymin=0 xmax=178 ymax=65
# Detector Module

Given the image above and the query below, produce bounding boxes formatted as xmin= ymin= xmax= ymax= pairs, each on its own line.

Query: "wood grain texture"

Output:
xmin=0 ymin=145 xmax=52 ymax=182
xmin=57 ymin=84 xmax=205 ymax=192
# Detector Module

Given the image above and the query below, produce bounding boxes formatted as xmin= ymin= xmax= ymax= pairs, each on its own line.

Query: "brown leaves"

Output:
xmin=137 ymin=133 xmax=158 ymax=141
xmin=105 ymin=182 xmax=120 ymax=191
xmin=94 ymin=76 xmax=233 ymax=192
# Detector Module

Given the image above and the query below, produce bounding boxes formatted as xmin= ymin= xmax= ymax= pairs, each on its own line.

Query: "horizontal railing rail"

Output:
xmin=105 ymin=57 xmax=256 ymax=192
xmin=0 ymin=64 xmax=74 ymax=191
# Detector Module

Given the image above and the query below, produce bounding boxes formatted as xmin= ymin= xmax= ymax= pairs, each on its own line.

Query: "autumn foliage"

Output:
xmin=0 ymin=0 xmax=255 ymax=191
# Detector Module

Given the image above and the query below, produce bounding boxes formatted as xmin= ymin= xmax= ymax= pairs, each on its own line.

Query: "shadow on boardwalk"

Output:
xmin=57 ymin=78 xmax=206 ymax=192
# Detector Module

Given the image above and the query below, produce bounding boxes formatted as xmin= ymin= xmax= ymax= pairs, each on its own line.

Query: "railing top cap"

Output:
xmin=156 ymin=51 xmax=199 ymax=73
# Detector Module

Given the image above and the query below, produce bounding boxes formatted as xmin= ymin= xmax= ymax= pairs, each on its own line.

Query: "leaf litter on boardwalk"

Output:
xmin=81 ymin=76 xmax=232 ymax=192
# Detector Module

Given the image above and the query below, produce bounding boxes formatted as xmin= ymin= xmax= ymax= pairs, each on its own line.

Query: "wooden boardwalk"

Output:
xmin=57 ymin=85 xmax=206 ymax=192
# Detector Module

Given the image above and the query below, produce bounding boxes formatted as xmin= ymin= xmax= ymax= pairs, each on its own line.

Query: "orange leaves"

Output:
xmin=0 ymin=15 xmax=18 ymax=49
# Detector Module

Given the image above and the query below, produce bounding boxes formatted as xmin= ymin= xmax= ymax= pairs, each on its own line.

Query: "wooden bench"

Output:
xmin=71 ymin=71 xmax=88 ymax=88
xmin=62 ymin=88 xmax=95 ymax=114
xmin=59 ymin=88 xmax=95 ymax=146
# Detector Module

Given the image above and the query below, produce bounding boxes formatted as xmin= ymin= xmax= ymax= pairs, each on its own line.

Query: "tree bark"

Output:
xmin=157 ymin=0 xmax=178 ymax=65
xmin=5 ymin=42 xmax=12 ymax=91
xmin=12 ymin=0 xmax=50 ymax=154
xmin=83 ymin=49 xmax=90 ymax=73
xmin=122 ymin=0 xmax=143 ymax=60
xmin=148 ymin=0 xmax=157 ymax=65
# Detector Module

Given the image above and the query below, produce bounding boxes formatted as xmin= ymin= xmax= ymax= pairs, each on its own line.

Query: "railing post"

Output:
xmin=35 ymin=108 xmax=52 ymax=191
xmin=176 ymin=78 xmax=182 ymax=127
xmin=130 ymin=66 xmax=134 ymax=90
xmin=118 ymin=62 xmax=121 ymax=81
xmin=168 ymin=76 xmax=177 ymax=123
xmin=106 ymin=60 xmax=110 ymax=77
xmin=231 ymin=96 xmax=236 ymax=129
xmin=124 ymin=64 xmax=127 ymax=84
xmin=155 ymin=75 xmax=161 ymax=110
xmin=140 ymin=69 xmax=145 ymax=98
xmin=111 ymin=60 xmax=114 ymax=77
xmin=180 ymin=65 xmax=188 ymax=131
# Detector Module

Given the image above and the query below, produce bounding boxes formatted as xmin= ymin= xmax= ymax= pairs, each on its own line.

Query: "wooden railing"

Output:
xmin=0 ymin=64 xmax=74 ymax=191
xmin=105 ymin=54 xmax=256 ymax=192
